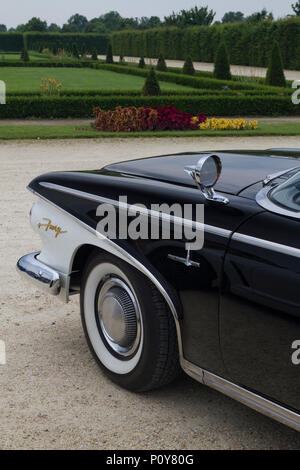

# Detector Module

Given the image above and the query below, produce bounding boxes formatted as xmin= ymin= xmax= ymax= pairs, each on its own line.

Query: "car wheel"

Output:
xmin=80 ymin=251 xmax=180 ymax=392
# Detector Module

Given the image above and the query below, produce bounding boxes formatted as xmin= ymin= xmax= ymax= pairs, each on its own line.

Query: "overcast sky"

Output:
xmin=2 ymin=0 xmax=294 ymax=28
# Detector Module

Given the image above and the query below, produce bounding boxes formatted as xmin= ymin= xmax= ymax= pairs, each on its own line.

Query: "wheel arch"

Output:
xmin=69 ymin=242 xmax=184 ymax=361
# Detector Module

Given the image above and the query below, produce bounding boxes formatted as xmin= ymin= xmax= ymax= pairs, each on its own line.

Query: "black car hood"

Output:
xmin=105 ymin=150 xmax=300 ymax=196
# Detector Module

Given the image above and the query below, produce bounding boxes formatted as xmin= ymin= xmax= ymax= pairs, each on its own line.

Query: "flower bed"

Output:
xmin=198 ymin=118 xmax=258 ymax=130
xmin=93 ymin=105 xmax=207 ymax=132
xmin=40 ymin=77 xmax=62 ymax=96
xmin=93 ymin=106 xmax=258 ymax=133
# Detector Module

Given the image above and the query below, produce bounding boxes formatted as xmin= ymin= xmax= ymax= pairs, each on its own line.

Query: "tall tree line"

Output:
xmin=2 ymin=4 xmax=300 ymax=34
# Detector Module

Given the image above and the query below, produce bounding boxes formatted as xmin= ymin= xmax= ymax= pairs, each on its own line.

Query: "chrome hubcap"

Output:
xmin=97 ymin=277 xmax=141 ymax=357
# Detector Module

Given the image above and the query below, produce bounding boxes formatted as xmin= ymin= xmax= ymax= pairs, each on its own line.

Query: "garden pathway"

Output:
xmin=99 ymin=55 xmax=300 ymax=82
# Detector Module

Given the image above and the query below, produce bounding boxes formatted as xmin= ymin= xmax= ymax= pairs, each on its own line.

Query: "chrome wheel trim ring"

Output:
xmin=97 ymin=277 xmax=141 ymax=357
xmin=83 ymin=262 xmax=144 ymax=375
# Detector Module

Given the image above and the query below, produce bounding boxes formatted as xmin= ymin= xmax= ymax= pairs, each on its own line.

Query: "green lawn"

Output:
xmin=0 ymin=122 xmax=299 ymax=140
xmin=0 ymin=67 xmax=196 ymax=93
xmin=0 ymin=52 xmax=53 ymax=61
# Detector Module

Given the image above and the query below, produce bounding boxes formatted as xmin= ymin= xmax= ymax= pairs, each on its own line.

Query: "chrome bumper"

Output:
xmin=17 ymin=252 xmax=61 ymax=296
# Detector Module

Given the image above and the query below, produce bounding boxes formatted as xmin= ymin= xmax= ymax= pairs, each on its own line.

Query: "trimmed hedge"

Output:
xmin=5 ymin=88 xmax=291 ymax=97
xmin=0 ymin=33 xmax=23 ymax=52
xmin=95 ymin=63 xmax=289 ymax=93
xmin=26 ymin=33 xmax=109 ymax=54
xmin=0 ymin=95 xmax=298 ymax=118
xmin=0 ymin=33 xmax=109 ymax=54
xmin=112 ymin=18 xmax=300 ymax=70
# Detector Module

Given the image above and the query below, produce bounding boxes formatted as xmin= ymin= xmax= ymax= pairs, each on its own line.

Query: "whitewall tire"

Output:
xmin=80 ymin=251 xmax=180 ymax=392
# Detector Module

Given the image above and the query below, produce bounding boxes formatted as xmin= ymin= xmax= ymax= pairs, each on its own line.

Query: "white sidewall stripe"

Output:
xmin=83 ymin=262 xmax=144 ymax=375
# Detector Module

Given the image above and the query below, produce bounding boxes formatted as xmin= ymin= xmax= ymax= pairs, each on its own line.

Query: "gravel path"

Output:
xmin=99 ymin=55 xmax=300 ymax=82
xmin=1 ymin=137 xmax=300 ymax=450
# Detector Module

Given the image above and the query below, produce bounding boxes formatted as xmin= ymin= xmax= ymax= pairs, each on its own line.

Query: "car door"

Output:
xmin=220 ymin=209 xmax=300 ymax=412
xmin=152 ymin=193 xmax=262 ymax=378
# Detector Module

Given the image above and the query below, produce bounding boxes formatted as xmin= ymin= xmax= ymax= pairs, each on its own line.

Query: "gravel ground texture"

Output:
xmin=1 ymin=137 xmax=300 ymax=450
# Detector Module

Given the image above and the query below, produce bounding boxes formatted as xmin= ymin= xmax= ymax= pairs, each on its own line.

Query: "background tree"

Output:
xmin=0 ymin=24 xmax=7 ymax=32
xmin=164 ymin=6 xmax=215 ymax=27
xmin=182 ymin=56 xmax=195 ymax=75
xmin=222 ymin=11 xmax=244 ymax=23
xmin=156 ymin=54 xmax=167 ymax=72
xmin=24 ymin=17 xmax=47 ymax=32
xmin=142 ymin=68 xmax=161 ymax=96
xmin=213 ymin=42 xmax=231 ymax=80
xmin=138 ymin=16 xmax=161 ymax=29
xmin=101 ymin=11 xmax=123 ymax=31
xmin=265 ymin=41 xmax=286 ymax=87
xmin=84 ymin=18 xmax=107 ymax=33
xmin=120 ymin=17 xmax=139 ymax=30
xmin=246 ymin=9 xmax=273 ymax=23
xmin=106 ymin=43 xmax=114 ymax=64
xmin=62 ymin=23 xmax=78 ymax=33
xmin=292 ymin=1 xmax=300 ymax=15
xmin=64 ymin=14 xmax=88 ymax=32
xmin=48 ymin=23 xmax=61 ymax=32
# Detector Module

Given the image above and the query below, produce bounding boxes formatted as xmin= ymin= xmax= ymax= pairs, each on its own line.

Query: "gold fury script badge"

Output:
xmin=37 ymin=218 xmax=67 ymax=238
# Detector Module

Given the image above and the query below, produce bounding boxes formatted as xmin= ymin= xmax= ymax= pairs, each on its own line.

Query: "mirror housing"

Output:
xmin=185 ymin=155 xmax=229 ymax=204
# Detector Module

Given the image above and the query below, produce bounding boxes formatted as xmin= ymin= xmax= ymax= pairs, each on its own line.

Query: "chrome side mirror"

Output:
xmin=185 ymin=155 xmax=229 ymax=204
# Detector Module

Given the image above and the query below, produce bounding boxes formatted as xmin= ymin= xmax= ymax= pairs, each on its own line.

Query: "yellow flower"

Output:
xmin=199 ymin=117 xmax=258 ymax=131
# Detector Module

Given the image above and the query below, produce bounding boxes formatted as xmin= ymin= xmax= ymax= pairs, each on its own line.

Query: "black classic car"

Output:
xmin=17 ymin=148 xmax=300 ymax=431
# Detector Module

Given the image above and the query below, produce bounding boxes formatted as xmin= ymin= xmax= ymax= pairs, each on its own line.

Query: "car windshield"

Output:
xmin=269 ymin=170 xmax=300 ymax=213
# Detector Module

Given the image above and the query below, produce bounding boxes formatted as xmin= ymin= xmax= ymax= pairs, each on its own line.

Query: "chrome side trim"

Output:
xmin=263 ymin=166 xmax=300 ymax=186
xmin=256 ymin=185 xmax=300 ymax=220
xmin=28 ymin=186 xmax=185 ymax=359
xmin=232 ymin=232 xmax=300 ymax=258
xmin=17 ymin=252 xmax=61 ymax=295
xmin=39 ymin=182 xmax=231 ymax=239
xmin=267 ymin=148 xmax=300 ymax=153
xmin=182 ymin=359 xmax=300 ymax=432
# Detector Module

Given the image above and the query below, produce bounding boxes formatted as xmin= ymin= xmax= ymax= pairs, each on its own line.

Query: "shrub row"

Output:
xmin=6 ymin=88 xmax=292 ymax=97
xmin=111 ymin=18 xmax=300 ymax=70
xmin=96 ymin=63 xmax=288 ymax=93
xmin=0 ymin=95 xmax=298 ymax=119
xmin=4 ymin=89 xmax=231 ymax=97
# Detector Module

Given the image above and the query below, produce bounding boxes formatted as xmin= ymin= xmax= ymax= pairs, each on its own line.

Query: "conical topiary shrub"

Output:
xmin=213 ymin=42 xmax=231 ymax=80
xmin=20 ymin=37 xmax=29 ymax=62
xmin=106 ymin=43 xmax=114 ymax=64
xmin=265 ymin=41 xmax=286 ymax=87
xmin=91 ymin=48 xmax=98 ymax=61
xmin=182 ymin=56 xmax=195 ymax=75
xmin=139 ymin=57 xmax=146 ymax=69
xmin=142 ymin=68 xmax=161 ymax=96
xmin=156 ymin=54 xmax=167 ymax=72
